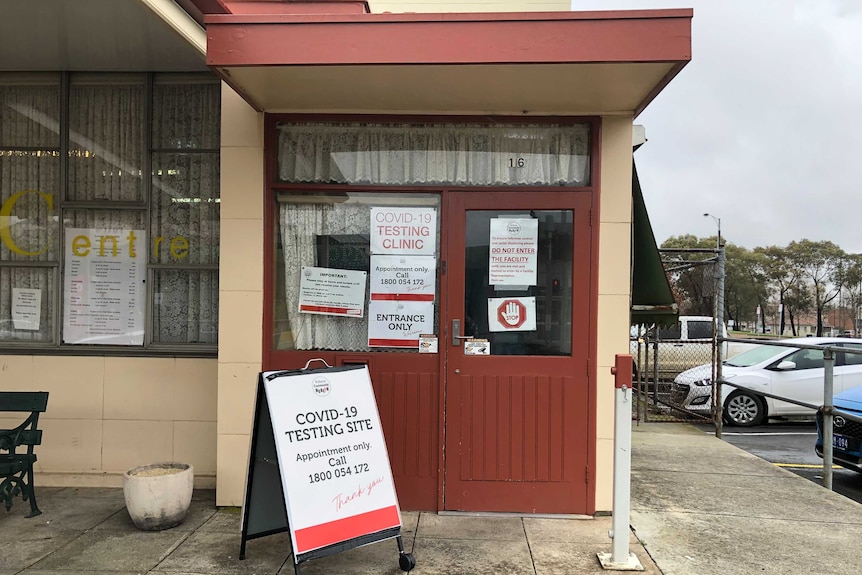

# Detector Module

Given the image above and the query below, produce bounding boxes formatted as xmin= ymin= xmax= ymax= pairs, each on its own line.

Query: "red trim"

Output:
xmin=437 ymin=190 xmax=450 ymax=512
xmin=368 ymin=339 xmax=419 ymax=348
xmin=370 ymin=293 xmax=435 ymax=302
xmin=273 ymin=114 xmax=594 ymax=124
xmin=262 ymin=113 xmax=277 ymax=370
xmin=293 ymin=505 xmax=400 ymax=553
xmin=207 ymin=9 xmax=694 ymax=24
xmin=221 ymin=0 xmax=370 ymax=15
xmin=184 ymin=0 xmax=229 ymax=24
xmin=205 ymin=11 xmax=691 ymax=67
xmin=300 ymin=305 xmax=363 ymax=316
xmin=613 ymin=354 xmax=633 ymax=389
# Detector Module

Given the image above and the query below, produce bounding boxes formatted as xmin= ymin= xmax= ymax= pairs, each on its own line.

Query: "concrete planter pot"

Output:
xmin=123 ymin=462 xmax=194 ymax=531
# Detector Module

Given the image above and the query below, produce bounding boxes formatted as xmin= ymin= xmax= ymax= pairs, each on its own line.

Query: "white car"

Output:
xmin=671 ymin=337 xmax=862 ymax=426
xmin=631 ymin=316 xmax=724 ymax=380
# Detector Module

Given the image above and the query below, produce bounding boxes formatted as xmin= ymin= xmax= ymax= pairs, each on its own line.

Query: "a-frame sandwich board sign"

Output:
xmin=239 ymin=360 xmax=416 ymax=574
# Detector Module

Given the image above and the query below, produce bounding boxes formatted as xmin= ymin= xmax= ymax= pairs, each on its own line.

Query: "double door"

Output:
xmin=264 ymin=189 xmax=593 ymax=513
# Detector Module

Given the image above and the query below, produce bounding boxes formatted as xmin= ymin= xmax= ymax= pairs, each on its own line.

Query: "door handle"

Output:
xmin=451 ymin=319 xmax=475 ymax=346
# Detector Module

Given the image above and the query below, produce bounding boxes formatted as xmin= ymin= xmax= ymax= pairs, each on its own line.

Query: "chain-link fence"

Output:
xmin=633 ymin=247 xmax=722 ymax=422
xmin=631 ymin=329 xmax=715 ymax=422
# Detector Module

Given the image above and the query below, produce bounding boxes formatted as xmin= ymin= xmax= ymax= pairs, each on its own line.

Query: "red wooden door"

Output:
xmin=443 ymin=191 xmax=592 ymax=513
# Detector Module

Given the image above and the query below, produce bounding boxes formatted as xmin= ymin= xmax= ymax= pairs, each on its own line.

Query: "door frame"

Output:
xmin=262 ymin=115 xmax=603 ymax=513
xmin=438 ymin=189 xmax=594 ymax=513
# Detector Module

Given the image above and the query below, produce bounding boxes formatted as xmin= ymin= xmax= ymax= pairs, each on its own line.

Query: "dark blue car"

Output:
xmin=816 ymin=386 xmax=862 ymax=473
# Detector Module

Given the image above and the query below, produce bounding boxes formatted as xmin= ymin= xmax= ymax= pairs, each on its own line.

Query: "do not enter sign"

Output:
xmin=488 ymin=296 xmax=536 ymax=332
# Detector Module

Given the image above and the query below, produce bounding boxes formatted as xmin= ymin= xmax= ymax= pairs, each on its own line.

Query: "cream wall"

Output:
xmin=594 ymin=116 xmax=633 ymax=511
xmin=212 ymin=10 xmax=635 ymax=510
xmin=371 ymin=1 xmax=570 ymax=12
xmin=215 ymin=82 xmax=265 ymax=506
xmin=0 ymin=355 xmax=217 ymax=487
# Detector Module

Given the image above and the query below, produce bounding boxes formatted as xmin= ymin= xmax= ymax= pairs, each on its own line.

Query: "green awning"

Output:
xmin=631 ymin=161 xmax=678 ymax=326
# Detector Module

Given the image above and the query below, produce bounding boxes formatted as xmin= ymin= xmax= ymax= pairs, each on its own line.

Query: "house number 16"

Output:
xmin=508 ymin=158 xmax=526 ymax=168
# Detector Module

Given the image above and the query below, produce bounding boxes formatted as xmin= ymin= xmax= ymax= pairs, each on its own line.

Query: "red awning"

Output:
xmin=203 ymin=8 xmax=692 ymax=114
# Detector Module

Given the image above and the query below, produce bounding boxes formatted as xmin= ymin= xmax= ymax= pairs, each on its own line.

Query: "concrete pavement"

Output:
xmin=630 ymin=422 xmax=862 ymax=575
xmin=2 ymin=422 xmax=860 ymax=574
xmin=0 ymin=488 xmax=658 ymax=574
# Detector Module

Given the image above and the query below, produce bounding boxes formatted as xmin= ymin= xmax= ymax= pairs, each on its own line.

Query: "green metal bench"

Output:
xmin=0 ymin=391 xmax=49 ymax=518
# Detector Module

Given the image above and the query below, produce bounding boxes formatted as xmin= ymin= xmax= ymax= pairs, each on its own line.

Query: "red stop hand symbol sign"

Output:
xmin=497 ymin=299 xmax=527 ymax=329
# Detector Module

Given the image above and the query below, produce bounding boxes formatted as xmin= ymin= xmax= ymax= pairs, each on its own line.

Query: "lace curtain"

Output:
xmin=278 ymin=123 xmax=590 ymax=186
xmin=279 ymin=201 xmax=371 ymax=351
xmin=150 ymin=82 xmax=220 ymax=344
xmin=68 ymin=83 xmax=143 ymax=202
xmin=0 ymin=83 xmax=59 ymax=342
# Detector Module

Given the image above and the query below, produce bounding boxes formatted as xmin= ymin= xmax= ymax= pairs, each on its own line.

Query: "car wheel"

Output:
xmin=723 ymin=391 xmax=765 ymax=427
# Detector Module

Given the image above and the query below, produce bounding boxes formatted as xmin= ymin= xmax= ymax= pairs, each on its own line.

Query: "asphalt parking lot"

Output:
xmin=693 ymin=421 xmax=862 ymax=503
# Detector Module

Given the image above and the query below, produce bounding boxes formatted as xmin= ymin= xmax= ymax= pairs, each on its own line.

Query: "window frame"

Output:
xmin=0 ymin=72 xmax=220 ymax=356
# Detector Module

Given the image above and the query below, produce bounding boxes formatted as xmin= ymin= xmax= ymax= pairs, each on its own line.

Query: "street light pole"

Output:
xmin=703 ymin=212 xmax=721 ymax=248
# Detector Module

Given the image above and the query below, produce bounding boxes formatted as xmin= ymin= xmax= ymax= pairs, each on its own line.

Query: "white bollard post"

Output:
xmin=598 ymin=354 xmax=644 ymax=571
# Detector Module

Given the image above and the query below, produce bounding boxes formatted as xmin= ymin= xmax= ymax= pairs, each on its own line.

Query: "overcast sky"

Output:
xmin=571 ymin=1 xmax=862 ymax=253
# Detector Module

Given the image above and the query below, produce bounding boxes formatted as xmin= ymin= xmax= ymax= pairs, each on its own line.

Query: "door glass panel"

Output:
xmin=464 ymin=210 xmax=572 ymax=356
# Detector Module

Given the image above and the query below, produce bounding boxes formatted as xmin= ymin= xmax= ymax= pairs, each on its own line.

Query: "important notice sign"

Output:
xmin=488 ymin=218 xmax=538 ymax=286
xmin=298 ymin=267 xmax=367 ymax=317
xmin=263 ymin=366 xmax=402 ymax=557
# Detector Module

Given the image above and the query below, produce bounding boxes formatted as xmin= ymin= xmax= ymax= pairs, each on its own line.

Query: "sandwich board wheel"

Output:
xmin=399 ymin=552 xmax=416 ymax=571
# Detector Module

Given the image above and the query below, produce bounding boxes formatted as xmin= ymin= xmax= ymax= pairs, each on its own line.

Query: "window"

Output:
xmin=658 ymin=322 xmax=681 ymax=340
xmin=784 ymin=348 xmax=824 ymax=371
xmin=687 ymin=320 xmax=714 ymax=340
xmin=0 ymin=73 xmax=220 ymax=350
xmin=277 ymin=122 xmax=590 ymax=187
xmin=840 ymin=343 xmax=862 ymax=366
xmin=273 ymin=192 xmax=440 ymax=352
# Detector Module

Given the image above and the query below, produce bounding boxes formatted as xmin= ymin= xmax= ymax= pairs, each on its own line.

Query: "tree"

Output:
xmin=659 ymin=235 xmax=766 ymax=328
xmin=784 ymin=283 xmax=812 ymax=336
xmin=787 ymin=240 xmax=845 ymax=336
xmin=724 ymin=243 xmax=767 ymax=329
xmin=837 ymin=253 xmax=862 ymax=335
xmin=660 ymin=235 xmax=716 ymax=316
xmin=755 ymin=245 xmax=802 ymax=335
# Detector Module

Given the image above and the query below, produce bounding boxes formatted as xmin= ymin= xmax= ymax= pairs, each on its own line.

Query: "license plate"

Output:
xmin=833 ymin=434 xmax=850 ymax=450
